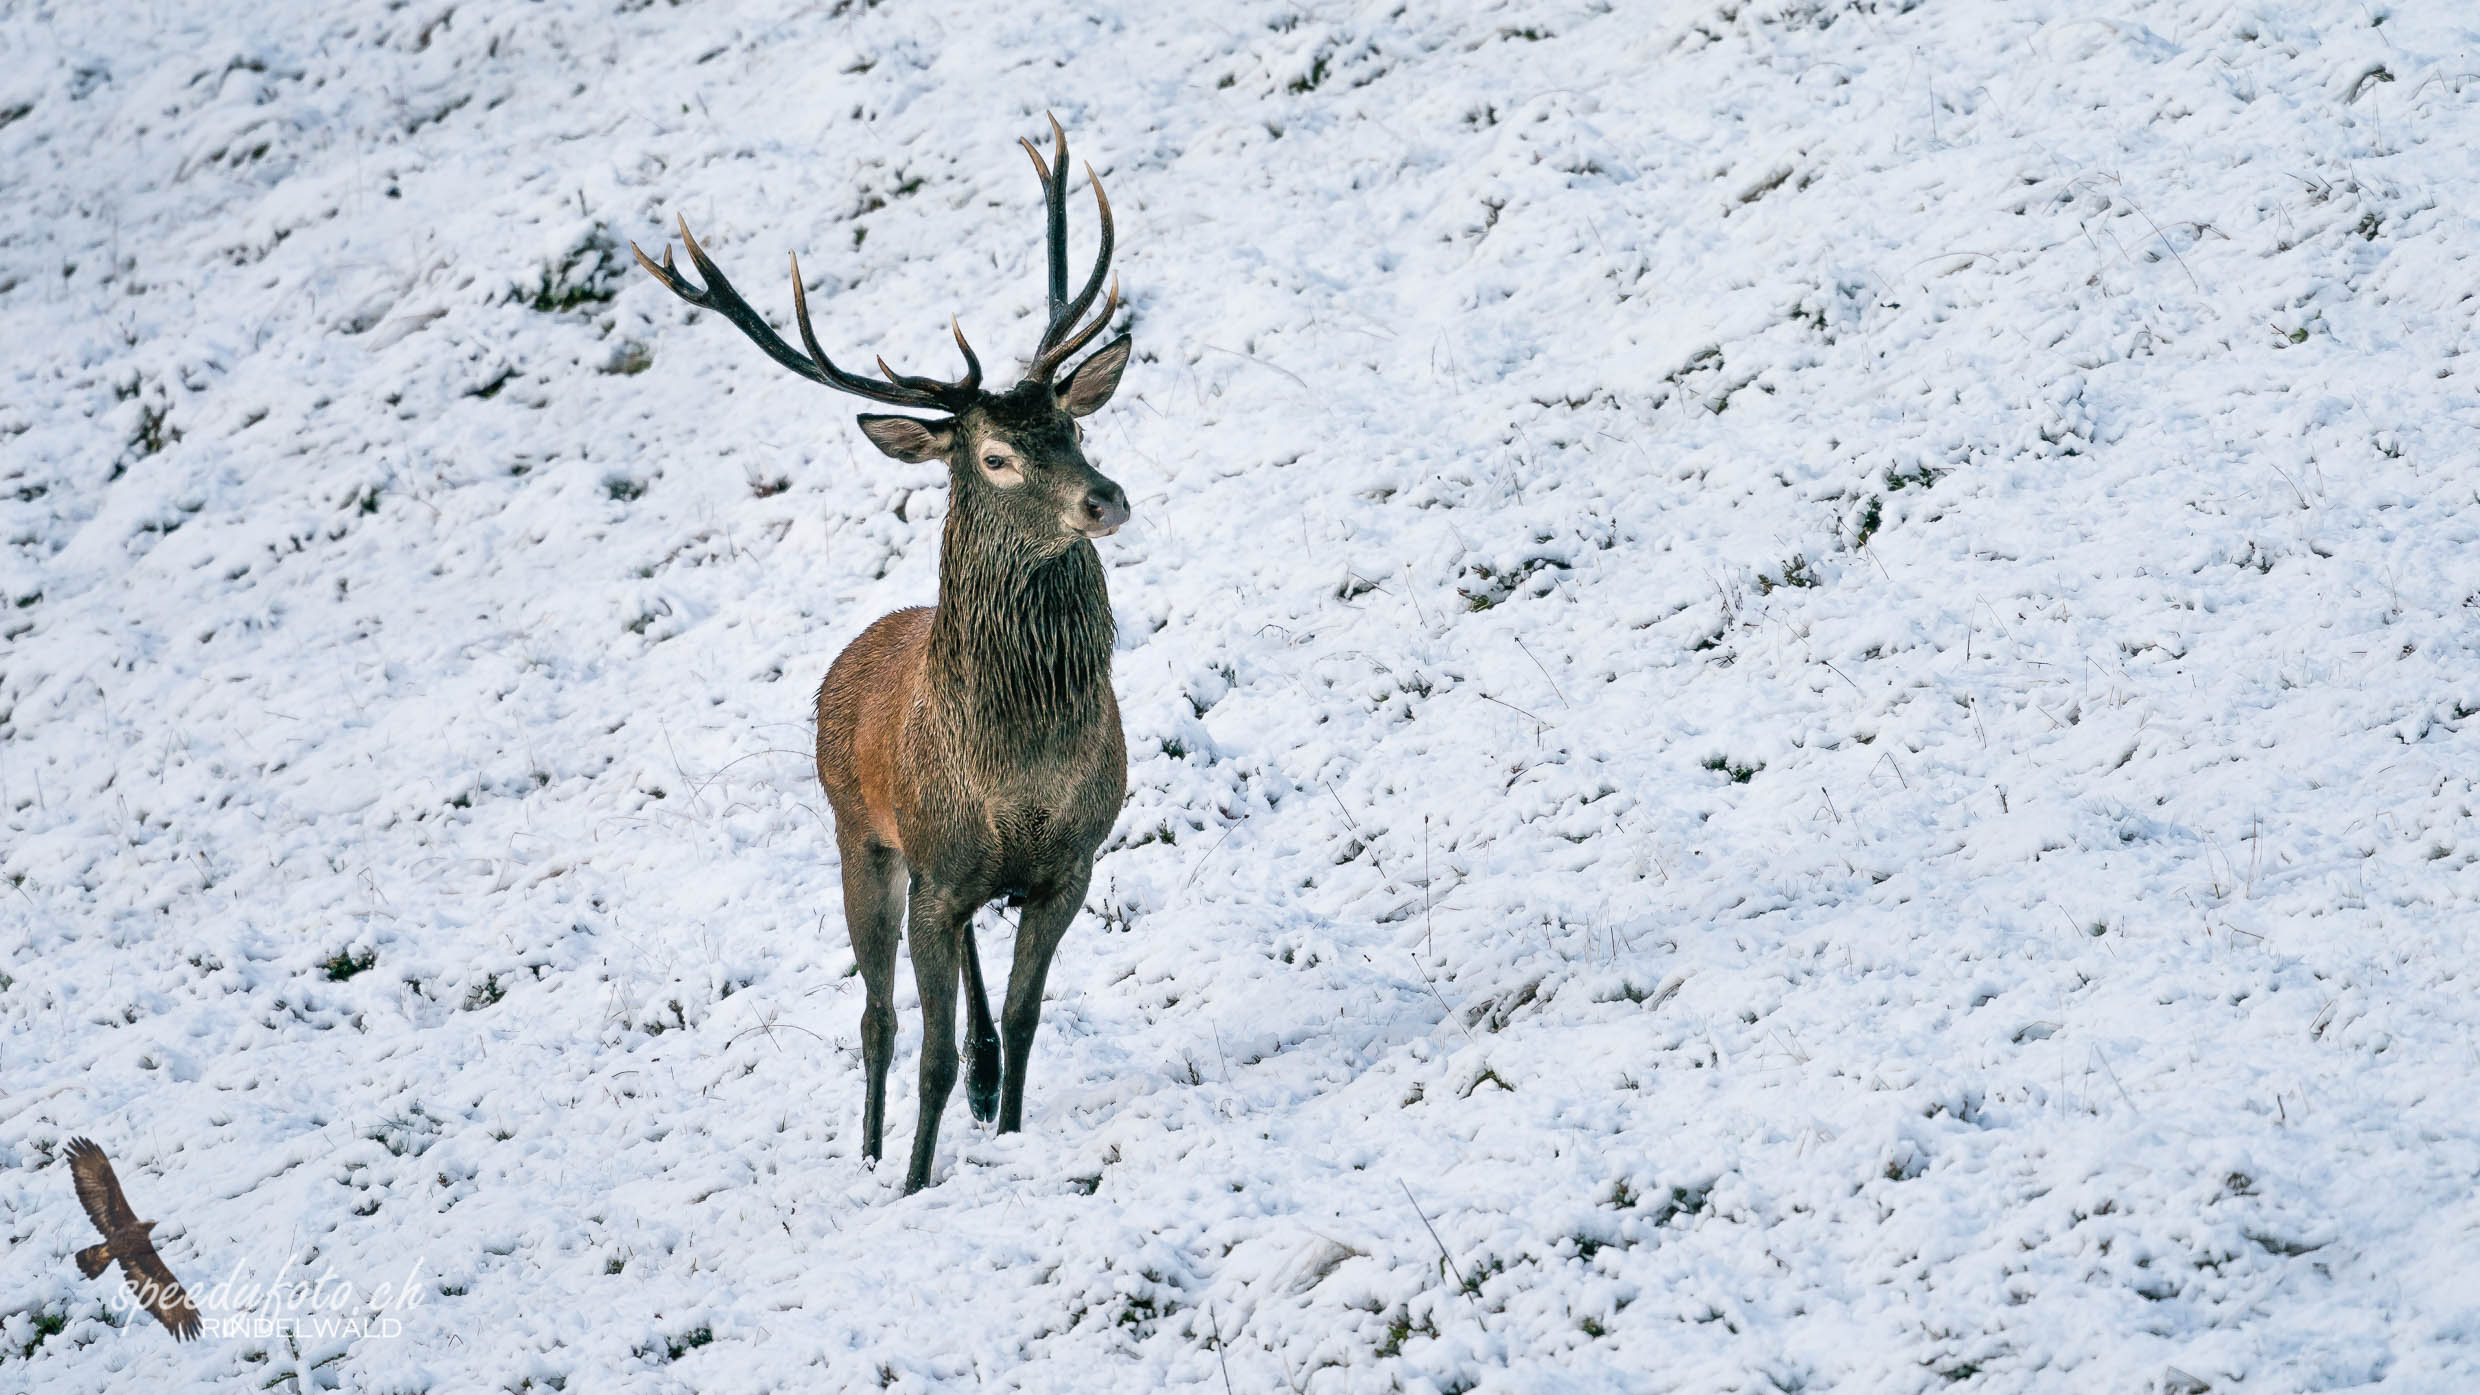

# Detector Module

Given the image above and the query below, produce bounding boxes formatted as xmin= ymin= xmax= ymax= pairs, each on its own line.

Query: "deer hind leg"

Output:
xmin=839 ymin=837 xmax=906 ymax=1164
xmin=901 ymin=878 xmax=973 ymax=1193
xmin=997 ymin=859 xmax=1093 ymax=1134
xmin=960 ymin=920 xmax=1004 ymax=1124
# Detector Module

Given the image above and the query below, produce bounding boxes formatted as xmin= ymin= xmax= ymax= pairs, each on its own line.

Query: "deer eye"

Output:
xmin=978 ymin=447 xmax=1025 ymax=484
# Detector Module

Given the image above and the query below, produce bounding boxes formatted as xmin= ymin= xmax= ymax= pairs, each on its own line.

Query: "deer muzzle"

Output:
xmin=1075 ymin=480 xmax=1131 ymax=538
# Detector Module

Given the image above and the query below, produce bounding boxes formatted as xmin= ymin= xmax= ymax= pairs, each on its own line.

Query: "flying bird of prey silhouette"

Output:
xmin=67 ymin=1137 xmax=202 ymax=1341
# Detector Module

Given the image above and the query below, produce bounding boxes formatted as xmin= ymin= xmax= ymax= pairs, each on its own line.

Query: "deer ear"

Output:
xmin=1056 ymin=334 xmax=1133 ymax=418
xmin=855 ymin=415 xmax=953 ymax=463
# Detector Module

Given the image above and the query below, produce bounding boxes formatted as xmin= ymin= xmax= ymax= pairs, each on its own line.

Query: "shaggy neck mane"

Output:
xmin=926 ymin=494 xmax=1116 ymax=743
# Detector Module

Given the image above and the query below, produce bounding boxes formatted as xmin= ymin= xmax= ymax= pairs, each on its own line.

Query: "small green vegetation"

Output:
xmin=1651 ymin=1184 xmax=1712 ymax=1225
xmin=1459 ymin=555 xmax=1571 ymax=611
xmin=365 ymin=1108 xmax=434 ymax=1158
xmin=323 ymin=948 xmax=376 ymax=982
xmin=1461 ymin=1065 xmax=1515 ymax=1096
xmin=1702 ymin=754 xmax=1762 ymax=784
xmin=1116 ymin=1292 xmax=1165 ymax=1330
xmin=527 ymin=227 xmax=623 ymax=313
xmin=17 ymin=1310 xmax=67 ymax=1359
xmin=132 ymin=402 xmax=180 ymax=458
xmin=1375 ymin=1309 xmax=1439 ymax=1358
xmin=1758 ymin=553 xmax=1818 ymax=593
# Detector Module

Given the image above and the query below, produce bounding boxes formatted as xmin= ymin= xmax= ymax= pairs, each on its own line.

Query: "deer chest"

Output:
xmin=977 ymin=758 xmax=1118 ymax=876
xmin=993 ymin=801 xmax=1057 ymax=850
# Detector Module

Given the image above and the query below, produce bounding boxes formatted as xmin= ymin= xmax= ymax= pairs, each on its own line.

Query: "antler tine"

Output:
xmin=631 ymin=237 xmax=686 ymax=293
xmin=875 ymin=354 xmax=956 ymax=397
xmin=671 ymin=220 xmax=863 ymax=392
xmin=634 ymin=217 xmax=973 ymax=412
xmin=782 ymin=248 xmax=962 ymax=408
xmin=785 ymin=249 xmax=838 ymax=376
xmin=1045 ymin=164 xmax=1115 ymax=348
xmin=1029 ymin=164 xmax=1116 ymax=377
xmin=1034 ymin=113 xmax=1071 ymax=322
xmin=1018 ymin=135 xmax=1060 ymax=318
xmin=853 ymin=319 xmax=980 ymax=399
xmin=950 ymin=317 xmax=984 ymax=394
xmin=1029 ymin=276 xmax=1119 ymax=384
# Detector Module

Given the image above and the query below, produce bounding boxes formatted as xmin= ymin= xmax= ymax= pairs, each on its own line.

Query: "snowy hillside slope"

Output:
xmin=5 ymin=0 xmax=2479 ymax=1389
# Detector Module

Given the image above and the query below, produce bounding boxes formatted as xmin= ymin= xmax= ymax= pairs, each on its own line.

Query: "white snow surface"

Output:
xmin=5 ymin=0 xmax=2479 ymax=1390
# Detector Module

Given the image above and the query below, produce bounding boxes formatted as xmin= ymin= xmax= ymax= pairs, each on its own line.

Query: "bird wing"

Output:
xmin=117 ymin=1239 xmax=203 ymax=1342
xmin=64 ymin=1137 xmax=141 ymax=1234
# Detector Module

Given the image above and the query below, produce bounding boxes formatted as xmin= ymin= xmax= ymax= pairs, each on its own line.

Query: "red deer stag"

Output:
xmin=633 ymin=119 xmax=1134 ymax=1193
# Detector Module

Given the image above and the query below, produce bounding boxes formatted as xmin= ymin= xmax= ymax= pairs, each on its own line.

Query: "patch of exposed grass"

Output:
xmin=1702 ymin=753 xmax=1762 ymax=783
xmin=323 ymin=948 xmax=376 ymax=981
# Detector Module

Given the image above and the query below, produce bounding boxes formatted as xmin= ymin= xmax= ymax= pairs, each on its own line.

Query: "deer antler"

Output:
xmin=1018 ymin=113 xmax=1119 ymax=384
xmin=631 ymin=216 xmax=982 ymax=411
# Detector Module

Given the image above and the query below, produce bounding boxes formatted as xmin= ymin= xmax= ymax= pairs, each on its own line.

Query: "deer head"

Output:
xmin=632 ymin=116 xmax=1132 ymax=555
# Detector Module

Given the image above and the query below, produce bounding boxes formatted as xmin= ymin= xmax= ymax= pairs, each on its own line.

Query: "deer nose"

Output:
xmin=1081 ymin=482 xmax=1130 ymax=536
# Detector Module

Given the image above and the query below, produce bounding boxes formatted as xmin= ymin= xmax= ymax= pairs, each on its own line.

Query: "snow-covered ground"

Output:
xmin=5 ymin=0 xmax=2479 ymax=1389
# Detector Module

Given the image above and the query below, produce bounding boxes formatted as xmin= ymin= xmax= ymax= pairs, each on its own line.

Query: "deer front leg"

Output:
xmin=902 ymin=879 xmax=972 ymax=1193
xmin=839 ymin=839 xmax=906 ymax=1164
xmin=997 ymin=860 xmax=1093 ymax=1135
